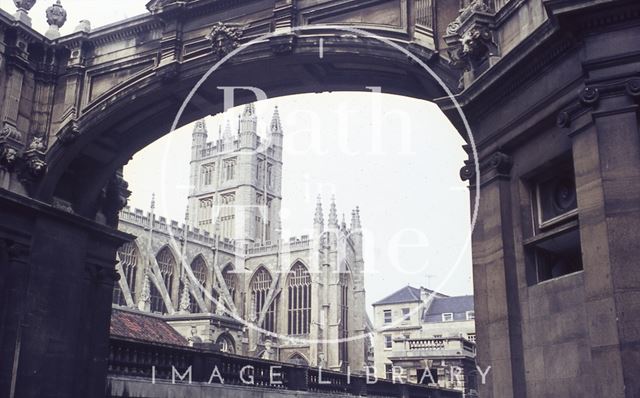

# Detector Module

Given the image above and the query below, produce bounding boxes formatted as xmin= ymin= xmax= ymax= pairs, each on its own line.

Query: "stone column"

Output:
xmin=0 ymin=191 xmax=130 ymax=398
xmin=564 ymin=82 xmax=640 ymax=397
xmin=461 ymin=152 xmax=525 ymax=398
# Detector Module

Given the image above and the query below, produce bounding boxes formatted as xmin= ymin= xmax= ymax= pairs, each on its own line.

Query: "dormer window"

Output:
xmin=466 ymin=311 xmax=475 ymax=320
xmin=442 ymin=313 xmax=453 ymax=322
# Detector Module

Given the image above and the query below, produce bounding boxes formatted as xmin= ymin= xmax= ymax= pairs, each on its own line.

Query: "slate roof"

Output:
xmin=374 ymin=285 xmax=445 ymax=306
xmin=110 ymin=308 xmax=188 ymax=346
xmin=422 ymin=295 xmax=475 ymax=323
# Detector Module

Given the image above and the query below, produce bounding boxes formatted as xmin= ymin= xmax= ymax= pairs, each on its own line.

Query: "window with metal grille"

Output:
xmin=251 ymin=267 xmax=276 ymax=332
xmin=288 ymin=262 xmax=311 ymax=335
xmin=112 ymin=241 xmax=138 ymax=306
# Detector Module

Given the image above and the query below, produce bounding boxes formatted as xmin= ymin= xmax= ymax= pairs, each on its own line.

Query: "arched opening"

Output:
xmin=152 ymin=246 xmax=176 ymax=314
xmin=250 ymin=266 xmax=277 ymax=333
xmin=221 ymin=263 xmax=236 ymax=306
xmin=287 ymin=262 xmax=312 ymax=336
xmin=215 ymin=333 xmax=236 ymax=354
xmin=288 ymin=353 xmax=309 ymax=366
xmin=184 ymin=255 xmax=207 ymax=313
xmin=112 ymin=241 xmax=139 ymax=306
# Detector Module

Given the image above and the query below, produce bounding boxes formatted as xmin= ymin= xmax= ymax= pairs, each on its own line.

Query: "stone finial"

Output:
xmin=193 ymin=119 xmax=207 ymax=134
xmin=74 ymin=19 xmax=91 ymax=33
xmin=14 ymin=0 xmax=36 ymax=11
xmin=45 ymin=0 xmax=67 ymax=39
xmin=328 ymin=195 xmax=338 ymax=228
xmin=354 ymin=206 xmax=361 ymax=230
xmin=223 ymin=120 xmax=232 ymax=139
xmin=138 ymin=271 xmax=151 ymax=311
xmin=350 ymin=208 xmax=362 ymax=231
xmin=341 ymin=213 xmax=347 ymax=231
xmin=270 ymin=106 xmax=282 ymax=134
xmin=13 ymin=0 xmax=36 ymax=25
xmin=313 ymin=195 xmax=324 ymax=227
xmin=150 ymin=193 xmax=156 ymax=211
xmin=242 ymin=103 xmax=256 ymax=117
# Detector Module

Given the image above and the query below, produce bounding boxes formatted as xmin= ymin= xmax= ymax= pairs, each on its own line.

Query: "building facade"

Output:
xmin=372 ymin=286 xmax=476 ymax=395
xmin=112 ymin=106 xmax=370 ymax=372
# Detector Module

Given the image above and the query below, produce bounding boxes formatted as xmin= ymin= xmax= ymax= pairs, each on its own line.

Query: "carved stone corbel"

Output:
xmin=444 ymin=0 xmax=498 ymax=86
xmin=460 ymin=151 xmax=513 ymax=184
xmin=207 ymin=22 xmax=244 ymax=60
xmin=99 ymin=170 xmax=131 ymax=226
xmin=56 ymin=119 xmax=80 ymax=145
xmin=0 ymin=122 xmax=23 ymax=171
xmin=21 ymin=136 xmax=47 ymax=180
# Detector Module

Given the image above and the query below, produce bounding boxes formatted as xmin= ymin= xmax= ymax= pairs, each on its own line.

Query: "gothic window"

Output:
xmin=288 ymin=262 xmax=311 ymax=336
xmin=198 ymin=197 xmax=214 ymax=226
xmin=267 ymin=163 xmax=273 ymax=187
xmin=221 ymin=264 xmax=236 ymax=305
xmin=251 ymin=267 xmax=276 ymax=332
xmin=202 ymin=163 xmax=215 ymax=186
xmin=338 ymin=273 xmax=350 ymax=369
xmin=219 ymin=192 xmax=236 ymax=239
xmin=151 ymin=246 xmax=176 ymax=313
xmin=223 ymin=158 xmax=236 ymax=181
xmin=186 ymin=255 xmax=207 ymax=313
xmin=112 ymin=241 xmax=139 ymax=306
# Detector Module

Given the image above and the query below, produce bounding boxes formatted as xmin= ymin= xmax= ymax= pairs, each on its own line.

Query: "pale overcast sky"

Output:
xmin=0 ymin=1 xmax=474 ymax=307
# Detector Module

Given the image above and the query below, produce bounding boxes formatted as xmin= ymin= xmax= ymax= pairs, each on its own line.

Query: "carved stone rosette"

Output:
xmin=207 ymin=22 xmax=244 ymax=60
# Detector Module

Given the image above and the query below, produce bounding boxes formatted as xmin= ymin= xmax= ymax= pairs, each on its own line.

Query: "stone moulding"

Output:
xmin=556 ymin=78 xmax=640 ymax=129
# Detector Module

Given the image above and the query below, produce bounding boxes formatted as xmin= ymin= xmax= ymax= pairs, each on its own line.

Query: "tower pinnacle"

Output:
xmin=328 ymin=196 xmax=338 ymax=229
xmin=270 ymin=106 xmax=282 ymax=134
xmin=314 ymin=195 xmax=324 ymax=227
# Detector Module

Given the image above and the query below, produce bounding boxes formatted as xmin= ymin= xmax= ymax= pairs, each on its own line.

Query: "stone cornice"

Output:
xmin=556 ymin=76 xmax=640 ymax=132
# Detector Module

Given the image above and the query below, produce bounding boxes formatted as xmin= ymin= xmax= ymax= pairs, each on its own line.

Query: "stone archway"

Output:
xmin=1 ymin=1 xmax=639 ymax=397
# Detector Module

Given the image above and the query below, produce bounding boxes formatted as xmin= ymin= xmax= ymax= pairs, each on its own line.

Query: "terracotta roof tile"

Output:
xmin=110 ymin=308 xmax=188 ymax=346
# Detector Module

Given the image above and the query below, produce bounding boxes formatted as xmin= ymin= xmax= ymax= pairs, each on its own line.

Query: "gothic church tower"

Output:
xmin=187 ymin=105 xmax=283 ymax=245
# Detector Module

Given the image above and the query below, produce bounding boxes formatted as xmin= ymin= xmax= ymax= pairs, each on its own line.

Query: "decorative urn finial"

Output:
xmin=45 ymin=0 xmax=67 ymax=39
xmin=13 ymin=0 xmax=37 ymax=25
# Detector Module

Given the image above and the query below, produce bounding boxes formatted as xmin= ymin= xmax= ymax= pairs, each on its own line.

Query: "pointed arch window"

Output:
xmin=288 ymin=262 xmax=311 ymax=335
xmin=339 ymin=273 xmax=350 ymax=368
xmin=222 ymin=264 xmax=236 ymax=304
xmin=151 ymin=247 xmax=176 ymax=313
xmin=183 ymin=255 xmax=207 ymax=313
xmin=288 ymin=353 xmax=309 ymax=366
xmin=251 ymin=267 xmax=276 ymax=332
xmin=112 ymin=242 xmax=139 ymax=306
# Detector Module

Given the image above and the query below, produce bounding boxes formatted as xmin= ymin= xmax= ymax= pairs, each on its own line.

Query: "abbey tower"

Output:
xmin=187 ymin=105 xmax=283 ymax=245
